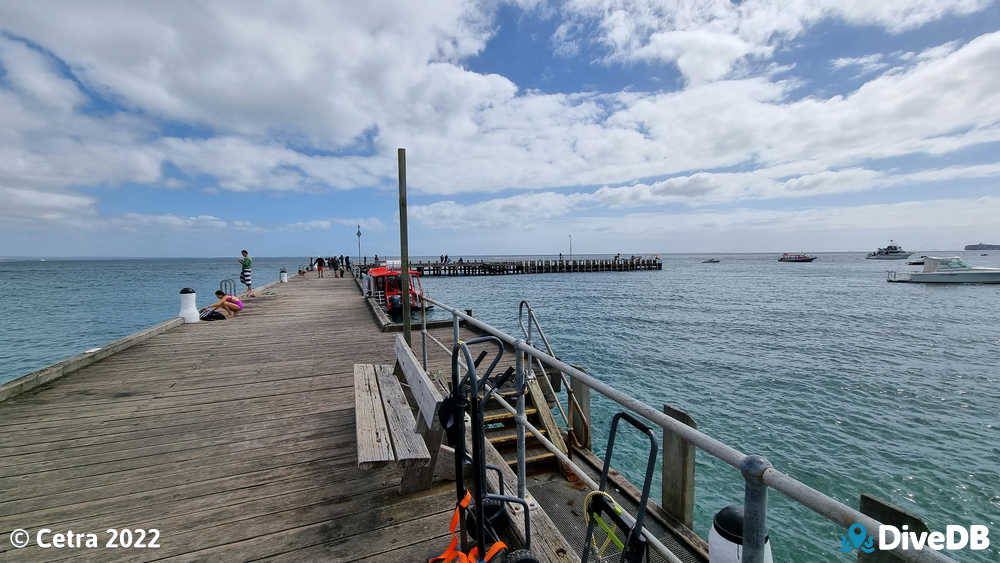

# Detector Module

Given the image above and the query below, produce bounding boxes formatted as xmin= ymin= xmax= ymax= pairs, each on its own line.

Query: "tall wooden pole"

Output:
xmin=397 ymin=148 xmax=412 ymax=345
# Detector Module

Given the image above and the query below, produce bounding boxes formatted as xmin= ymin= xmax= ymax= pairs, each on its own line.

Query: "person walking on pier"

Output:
xmin=330 ymin=255 xmax=339 ymax=277
xmin=239 ymin=249 xmax=255 ymax=298
xmin=315 ymin=256 xmax=326 ymax=278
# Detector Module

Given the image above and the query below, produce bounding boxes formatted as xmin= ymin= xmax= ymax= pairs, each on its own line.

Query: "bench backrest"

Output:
xmin=394 ymin=335 xmax=443 ymax=430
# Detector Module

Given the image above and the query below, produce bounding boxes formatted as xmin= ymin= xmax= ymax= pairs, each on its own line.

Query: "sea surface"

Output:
xmin=2 ymin=253 xmax=998 ymax=561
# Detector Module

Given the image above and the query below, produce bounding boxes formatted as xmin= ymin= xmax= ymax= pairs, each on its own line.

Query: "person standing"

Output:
xmin=315 ymin=256 xmax=326 ymax=278
xmin=331 ymin=255 xmax=340 ymax=277
xmin=239 ymin=250 xmax=255 ymax=297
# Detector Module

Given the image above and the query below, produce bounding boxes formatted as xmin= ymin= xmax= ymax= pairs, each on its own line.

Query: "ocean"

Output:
xmin=2 ymin=253 xmax=998 ymax=561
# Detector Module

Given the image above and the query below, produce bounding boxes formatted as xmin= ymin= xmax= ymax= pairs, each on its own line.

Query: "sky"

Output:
xmin=1 ymin=0 xmax=999 ymax=257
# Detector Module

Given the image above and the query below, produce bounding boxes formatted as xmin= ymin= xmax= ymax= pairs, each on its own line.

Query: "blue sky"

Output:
xmin=0 ymin=1 xmax=999 ymax=257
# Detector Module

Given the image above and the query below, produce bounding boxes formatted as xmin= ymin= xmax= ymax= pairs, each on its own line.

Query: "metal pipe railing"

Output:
xmin=424 ymin=295 xmax=955 ymax=563
xmin=422 ymin=328 xmax=684 ymax=563
xmin=519 ymin=301 xmax=591 ymax=448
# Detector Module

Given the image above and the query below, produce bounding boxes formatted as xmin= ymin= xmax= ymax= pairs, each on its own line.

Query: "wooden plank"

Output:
xmin=398 ymin=415 xmax=444 ymax=494
xmin=527 ymin=377 xmax=568 ymax=455
xmin=152 ymin=487 xmax=456 ymax=562
xmin=354 ymin=364 xmax=395 ymax=468
xmin=394 ymin=334 xmax=443 ymax=429
xmin=373 ymin=364 xmax=429 ymax=466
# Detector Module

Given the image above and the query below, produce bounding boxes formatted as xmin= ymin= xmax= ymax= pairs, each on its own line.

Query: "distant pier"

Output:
xmin=360 ymin=257 xmax=662 ymax=277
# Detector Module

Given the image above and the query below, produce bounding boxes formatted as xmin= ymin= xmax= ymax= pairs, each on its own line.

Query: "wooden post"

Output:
xmin=569 ymin=373 xmax=591 ymax=450
xmin=661 ymin=404 xmax=696 ymax=528
xmin=397 ymin=148 xmax=411 ymax=345
xmin=858 ymin=494 xmax=930 ymax=563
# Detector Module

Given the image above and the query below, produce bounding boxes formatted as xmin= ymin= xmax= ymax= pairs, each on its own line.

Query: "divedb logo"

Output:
xmin=839 ymin=523 xmax=990 ymax=553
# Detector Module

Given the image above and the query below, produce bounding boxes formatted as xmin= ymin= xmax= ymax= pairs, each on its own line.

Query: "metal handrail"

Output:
xmin=422 ymin=305 xmax=684 ymax=563
xmin=424 ymin=295 xmax=955 ymax=563
xmin=219 ymin=279 xmax=238 ymax=296
xmin=518 ymin=301 xmax=591 ymax=449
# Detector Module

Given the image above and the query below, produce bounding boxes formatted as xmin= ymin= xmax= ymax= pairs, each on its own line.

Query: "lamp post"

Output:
xmin=356 ymin=225 xmax=362 ymax=267
xmin=569 ymin=234 xmax=573 ymax=260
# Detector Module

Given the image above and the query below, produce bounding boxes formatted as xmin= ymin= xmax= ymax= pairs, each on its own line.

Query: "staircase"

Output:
xmin=482 ymin=382 xmax=566 ymax=472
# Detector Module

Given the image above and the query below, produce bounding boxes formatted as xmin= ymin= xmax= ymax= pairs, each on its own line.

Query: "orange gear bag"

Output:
xmin=429 ymin=490 xmax=508 ymax=563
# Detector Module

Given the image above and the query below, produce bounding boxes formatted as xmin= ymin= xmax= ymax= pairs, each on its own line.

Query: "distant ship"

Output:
xmin=866 ymin=240 xmax=911 ymax=260
xmin=778 ymin=253 xmax=817 ymax=262
xmin=964 ymin=243 xmax=1000 ymax=250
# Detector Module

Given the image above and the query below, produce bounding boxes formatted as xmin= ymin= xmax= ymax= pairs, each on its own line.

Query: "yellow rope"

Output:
xmin=584 ymin=490 xmax=625 ymax=558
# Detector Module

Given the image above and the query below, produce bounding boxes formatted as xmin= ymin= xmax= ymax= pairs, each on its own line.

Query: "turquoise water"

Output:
xmin=2 ymin=253 xmax=998 ymax=561
xmin=420 ymin=253 xmax=1000 ymax=562
xmin=0 ymin=257 xmax=296 ymax=382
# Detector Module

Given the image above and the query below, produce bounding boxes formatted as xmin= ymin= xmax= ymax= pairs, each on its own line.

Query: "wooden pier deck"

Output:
xmin=359 ymin=257 xmax=662 ymax=277
xmin=0 ymin=276 xmax=524 ymax=562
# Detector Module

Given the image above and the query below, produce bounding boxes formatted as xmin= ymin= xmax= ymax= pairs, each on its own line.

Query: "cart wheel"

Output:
xmin=504 ymin=549 xmax=539 ymax=563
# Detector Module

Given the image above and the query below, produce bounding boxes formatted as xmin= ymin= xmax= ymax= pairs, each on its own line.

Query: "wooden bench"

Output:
xmin=354 ymin=334 xmax=445 ymax=493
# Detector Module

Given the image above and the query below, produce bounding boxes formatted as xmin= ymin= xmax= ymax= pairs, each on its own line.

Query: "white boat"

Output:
xmin=866 ymin=240 xmax=911 ymax=260
xmin=888 ymin=256 xmax=1000 ymax=283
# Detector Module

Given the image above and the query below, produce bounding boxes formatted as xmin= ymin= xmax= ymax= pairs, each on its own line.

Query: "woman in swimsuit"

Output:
xmin=206 ymin=290 xmax=244 ymax=317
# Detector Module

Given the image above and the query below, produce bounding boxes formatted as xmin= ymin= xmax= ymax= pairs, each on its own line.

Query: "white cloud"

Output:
xmin=410 ymin=162 xmax=1000 ymax=229
xmin=0 ymin=1 xmax=997 ymax=228
xmin=0 ymin=187 xmax=96 ymax=222
xmin=556 ymin=0 xmax=992 ymax=83
xmin=831 ymin=54 xmax=890 ymax=76
xmin=285 ymin=217 xmax=385 ymax=232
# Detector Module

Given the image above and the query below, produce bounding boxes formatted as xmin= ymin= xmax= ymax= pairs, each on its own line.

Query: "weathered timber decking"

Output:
xmin=0 ymin=275 xmax=533 ymax=562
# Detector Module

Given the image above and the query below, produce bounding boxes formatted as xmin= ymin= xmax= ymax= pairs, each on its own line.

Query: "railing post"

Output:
xmin=421 ymin=298 xmax=428 ymax=371
xmin=661 ymin=404 xmax=696 ymax=528
xmin=515 ymin=340 xmax=527 ymax=499
xmin=569 ymin=371 xmax=591 ymax=450
xmin=453 ymin=313 xmax=460 ymax=349
xmin=741 ymin=455 xmax=772 ymax=563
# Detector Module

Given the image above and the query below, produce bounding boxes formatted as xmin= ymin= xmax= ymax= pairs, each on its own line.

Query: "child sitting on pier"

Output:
xmin=202 ymin=290 xmax=243 ymax=318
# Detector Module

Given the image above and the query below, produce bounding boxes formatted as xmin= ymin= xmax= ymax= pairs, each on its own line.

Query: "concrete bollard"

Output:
xmin=708 ymin=505 xmax=774 ymax=563
xmin=178 ymin=288 xmax=199 ymax=323
xmin=280 ymin=267 xmax=288 ymax=283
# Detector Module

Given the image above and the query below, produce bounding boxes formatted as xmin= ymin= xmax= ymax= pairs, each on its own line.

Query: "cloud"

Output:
xmin=410 ymin=162 xmax=1000 ymax=229
xmin=554 ymin=0 xmax=992 ymax=83
xmin=285 ymin=217 xmax=386 ymax=231
xmin=0 ymin=3 xmax=997 ymax=215
xmin=0 ymin=187 xmax=96 ymax=222
xmin=831 ymin=54 xmax=891 ymax=76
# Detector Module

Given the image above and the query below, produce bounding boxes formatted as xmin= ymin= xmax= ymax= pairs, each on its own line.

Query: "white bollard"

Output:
xmin=179 ymin=288 xmax=199 ymax=323
xmin=280 ymin=268 xmax=288 ymax=283
xmin=709 ymin=505 xmax=774 ymax=563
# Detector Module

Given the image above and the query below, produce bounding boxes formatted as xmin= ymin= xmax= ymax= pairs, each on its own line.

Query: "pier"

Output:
xmin=0 ymin=274 xmax=953 ymax=563
xmin=358 ymin=257 xmax=662 ymax=277
xmin=0 ymin=276 xmax=569 ymax=561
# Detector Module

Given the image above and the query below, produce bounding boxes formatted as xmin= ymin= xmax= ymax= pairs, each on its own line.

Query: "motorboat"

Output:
xmin=866 ymin=240 xmax=911 ymax=260
xmin=701 ymin=258 xmax=720 ymax=263
xmin=887 ymin=256 xmax=1000 ymax=283
xmin=778 ymin=253 xmax=817 ymax=262
xmin=363 ymin=261 xmax=431 ymax=312
xmin=907 ymin=256 xmax=927 ymax=265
